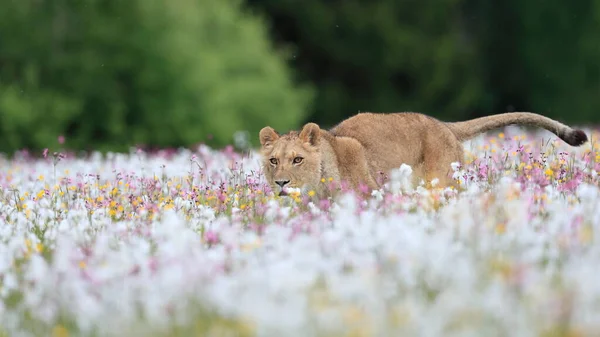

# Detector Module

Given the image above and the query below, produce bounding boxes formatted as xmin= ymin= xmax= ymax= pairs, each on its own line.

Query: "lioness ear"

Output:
xmin=259 ymin=126 xmax=279 ymax=147
xmin=299 ymin=122 xmax=320 ymax=146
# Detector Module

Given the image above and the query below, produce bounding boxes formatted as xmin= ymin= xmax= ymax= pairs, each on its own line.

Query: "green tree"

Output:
xmin=515 ymin=0 xmax=600 ymax=124
xmin=466 ymin=0 xmax=600 ymax=124
xmin=245 ymin=0 xmax=486 ymax=127
xmin=0 ymin=0 xmax=313 ymax=153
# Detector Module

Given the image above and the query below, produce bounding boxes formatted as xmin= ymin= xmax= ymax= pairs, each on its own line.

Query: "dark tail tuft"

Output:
xmin=562 ymin=129 xmax=588 ymax=146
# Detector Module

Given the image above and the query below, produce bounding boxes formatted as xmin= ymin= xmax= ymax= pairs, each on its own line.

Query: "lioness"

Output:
xmin=259 ymin=112 xmax=588 ymax=197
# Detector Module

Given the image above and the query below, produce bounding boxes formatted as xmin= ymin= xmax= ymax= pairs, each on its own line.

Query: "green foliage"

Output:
xmin=246 ymin=0 xmax=486 ymax=126
xmin=2 ymin=0 xmax=599 ymax=155
xmin=466 ymin=0 xmax=600 ymax=124
xmin=0 ymin=0 xmax=313 ymax=153
xmin=248 ymin=0 xmax=600 ymax=127
xmin=515 ymin=0 xmax=600 ymax=124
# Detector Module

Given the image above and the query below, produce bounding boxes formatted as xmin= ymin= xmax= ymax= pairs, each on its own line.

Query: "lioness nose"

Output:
xmin=275 ymin=179 xmax=290 ymax=187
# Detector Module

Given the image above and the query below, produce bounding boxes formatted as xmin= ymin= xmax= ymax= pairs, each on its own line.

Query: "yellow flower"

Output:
xmin=240 ymin=204 xmax=247 ymax=210
xmin=52 ymin=325 xmax=69 ymax=337
xmin=495 ymin=223 xmax=506 ymax=235
xmin=580 ymin=225 xmax=593 ymax=244
xmin=36 ymin=243 xmax=44 ymax=253
xmin=321 ymin=178 xmax=326 ymax=183
xmin=545 ymin=168 xmax=554 ymax=177
xmin=38 ymin=175 xmax=44 ymax=181
xmin=490 ymin=258 xmax=512 ymax=279
xmin=498 ymin=132 xmax=505 ymax=139
xmin=308 ymin=190 xmax=316 ymax=197
xmin=79 ymin=261 xmax=87 ymax=269
xmin=240 ymin=239 xmax=262 ymax=252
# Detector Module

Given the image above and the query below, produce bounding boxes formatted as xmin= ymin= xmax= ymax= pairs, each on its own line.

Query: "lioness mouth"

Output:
xmin=278 ymin=190 xmax=288 ymax=197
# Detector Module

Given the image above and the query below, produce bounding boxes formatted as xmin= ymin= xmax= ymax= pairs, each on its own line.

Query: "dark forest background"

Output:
xmin=1 ymin=0 xmax=599 ymax=153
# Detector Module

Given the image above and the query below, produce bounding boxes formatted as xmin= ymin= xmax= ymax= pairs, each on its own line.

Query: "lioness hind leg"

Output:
xmin=423 ymin=136 xmax=464 ymax=189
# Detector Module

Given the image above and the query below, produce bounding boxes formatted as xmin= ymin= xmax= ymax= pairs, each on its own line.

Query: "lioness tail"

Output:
xmin=446 ymin=112 xmax=588 ymax=146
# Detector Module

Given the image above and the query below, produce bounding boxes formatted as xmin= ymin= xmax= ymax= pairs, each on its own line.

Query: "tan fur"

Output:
xmin=259 ymin=112 xmax=588 ymax=197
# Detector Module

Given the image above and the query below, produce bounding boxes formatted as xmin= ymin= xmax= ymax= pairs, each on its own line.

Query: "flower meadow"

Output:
xmin=1 ymin=127 xmax=600 ymax=337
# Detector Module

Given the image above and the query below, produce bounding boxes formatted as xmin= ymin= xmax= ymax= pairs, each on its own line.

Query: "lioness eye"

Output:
xmin=293 ymin=157 xmax=303 ymax=164
xmin=269 ymin=158 xmax=278 ymax=165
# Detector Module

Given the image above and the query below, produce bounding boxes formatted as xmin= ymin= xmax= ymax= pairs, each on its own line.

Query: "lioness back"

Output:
xmin=330 ymin=112 xmax=459 ymax=182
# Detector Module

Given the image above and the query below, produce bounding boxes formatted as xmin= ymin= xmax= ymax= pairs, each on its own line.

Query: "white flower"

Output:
xmin=388 ymin=163 xmax=414 ymax=194
xmin=371 ymin=189 xmax=384 ymax=202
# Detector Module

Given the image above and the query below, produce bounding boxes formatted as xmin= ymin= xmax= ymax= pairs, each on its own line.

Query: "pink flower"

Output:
xmin=319 ymin=199 xmax=331 ymax=210
xmin=217 ymin=191 xmax=227 ymax=203
xmin=42 ymin=148 xmax=48 ymax=158
xmin=204 ymin=230 xmax=219 ymax=245
xmin=58 ymin=135 xmax=65 ymax=144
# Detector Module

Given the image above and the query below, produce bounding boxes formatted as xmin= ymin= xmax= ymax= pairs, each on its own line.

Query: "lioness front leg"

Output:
xmin=335 ymin=137 xmax=379 ymax=194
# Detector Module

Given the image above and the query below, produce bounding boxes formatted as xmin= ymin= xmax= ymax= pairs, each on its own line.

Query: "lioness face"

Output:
xmin=259 ymin=123 xmax=322 ymax=196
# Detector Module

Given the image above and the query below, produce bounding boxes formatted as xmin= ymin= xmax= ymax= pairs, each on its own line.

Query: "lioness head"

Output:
xmin=259 ymin=123 xmax=322 ymax=196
